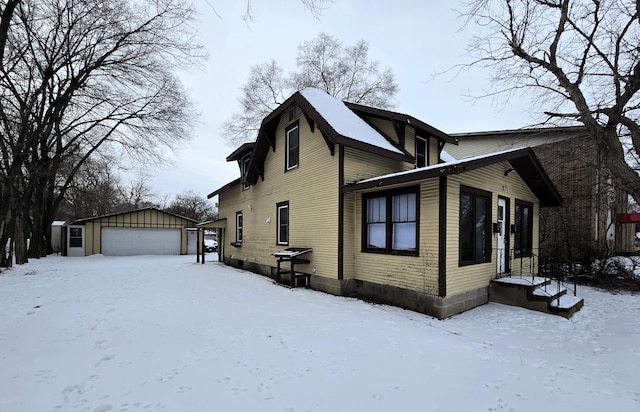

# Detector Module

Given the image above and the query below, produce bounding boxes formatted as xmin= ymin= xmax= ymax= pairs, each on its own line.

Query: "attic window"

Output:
xmin=241 ymin=154 xmax=250 ymax=190
xmin=289 ymin=109 xmax=294 ymax=122
xmin=416 ymin=135 xmax=427 ymax=168
xmin=286 ymin=122 xmax=299 ymax=171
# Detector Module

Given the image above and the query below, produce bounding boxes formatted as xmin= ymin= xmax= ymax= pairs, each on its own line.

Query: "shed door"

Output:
xmin=102 ymin=227 xmax=181 ymax=256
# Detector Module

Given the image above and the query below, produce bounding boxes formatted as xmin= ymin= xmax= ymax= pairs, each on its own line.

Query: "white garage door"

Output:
xmin=102 ymin=227 xmax=181 ymax=256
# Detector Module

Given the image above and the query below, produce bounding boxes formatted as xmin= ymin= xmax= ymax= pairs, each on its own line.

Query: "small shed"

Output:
xmin=64 ymin=208 xmax=197 ymax=257
xmin=50 ymin=220 xmax=66 ymax=253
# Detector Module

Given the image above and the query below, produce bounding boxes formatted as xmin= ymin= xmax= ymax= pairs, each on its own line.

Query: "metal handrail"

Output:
xmin=505 ymin=248 xmax=578 ymax=298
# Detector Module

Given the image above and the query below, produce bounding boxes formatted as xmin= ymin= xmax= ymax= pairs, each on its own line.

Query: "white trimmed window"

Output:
xmin=286 ymin=124 xmax=299 ymax=171
xmin=235 ymin=212 xmax=243 ymax=243
xmin=241 ymin=154 xmax=250 ymax=190
xmin=277 ymin=201 xmax=289 ymax=245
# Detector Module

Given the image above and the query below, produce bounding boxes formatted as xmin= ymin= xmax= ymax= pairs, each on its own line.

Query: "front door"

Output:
xmin=497 ymin=197 xmax=509 ymax=274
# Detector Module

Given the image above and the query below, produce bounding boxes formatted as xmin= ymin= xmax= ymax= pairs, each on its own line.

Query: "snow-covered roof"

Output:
xmin=357 ymin=147 xmax=528 ymax=185
xmin=343 ymin=146 xmax=562 ymax=207
xmin=299 ymin=88 xmax=402 ymax=154
xmin=440 ymin=150 xmax=457 ymax=163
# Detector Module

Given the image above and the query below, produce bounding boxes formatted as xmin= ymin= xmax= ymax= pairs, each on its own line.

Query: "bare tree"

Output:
xmin=0 ymin=0 xmax=203 ymax=264
xmin=222 ymin=32 xmax=399 ymax=145
xmin=61 ymin=158 xmax=123 ymax=221
xmin=165 ymin=190 xmax=216 ymax=222
xmin=462 ymin=0 xmax=640 ymax=205
xmin=239 ymin=0 xmax=332 ymax=23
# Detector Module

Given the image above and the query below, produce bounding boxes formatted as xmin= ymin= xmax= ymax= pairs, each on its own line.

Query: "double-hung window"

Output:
xmin=235 ymin=212 xmax=243 ymax=244
xmin=277 ymin=201 xmax=289 ymax=245
xmin=363 ymin=187 xmax=419 ymax=255
xmin=514 ymin=200 xmax=533 ymax=258
xmin=286 ymin=123 xmax=299 ymax=171
xmin=459 ymin=186 xmax=491 ymax=265
xmin=415 ymin=135 xmax=427 ymax=168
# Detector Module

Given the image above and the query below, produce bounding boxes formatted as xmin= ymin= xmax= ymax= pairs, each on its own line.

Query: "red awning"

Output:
xmin=617 ymin=213 xmax=640 ymax=223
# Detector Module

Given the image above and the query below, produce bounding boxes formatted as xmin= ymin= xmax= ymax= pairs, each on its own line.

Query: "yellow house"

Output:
xmin=208 ymin=88 xmax=569 ymax=319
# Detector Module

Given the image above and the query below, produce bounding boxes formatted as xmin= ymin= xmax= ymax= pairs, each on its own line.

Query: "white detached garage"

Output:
xmin=65 ymin=208 xmax=197 ymax=257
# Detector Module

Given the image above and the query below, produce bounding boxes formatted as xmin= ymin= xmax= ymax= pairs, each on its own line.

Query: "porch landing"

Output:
xmin=489 ymin=276 xmax=584 ymax=319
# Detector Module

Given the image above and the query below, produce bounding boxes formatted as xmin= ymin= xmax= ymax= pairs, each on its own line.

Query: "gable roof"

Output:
xmin=243 ymin=88 xmax=455 ymax=185
xmin=342 ymin=147 xmax=562 ymax=207
xmin=226 ymin=142 xmax=255 ymax=162
xmin=245 ymin=88 xmax=408 ymax=184
xmin=298 ymin=88 xmax=403 ymax=154
xmin=345 ymin=102 xmax=458 ymax=145
xmin=207 ymin=178 xmax=241 ymax=199
xmin=71 ymin=207 xmax=197 ymax=224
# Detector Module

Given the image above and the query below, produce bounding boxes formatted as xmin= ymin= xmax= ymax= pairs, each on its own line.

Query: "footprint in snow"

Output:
xmin=95 ymin=354 xmax=115 ymax=367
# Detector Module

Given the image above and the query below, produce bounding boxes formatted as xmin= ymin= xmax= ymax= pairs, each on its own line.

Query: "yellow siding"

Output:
xmin=429 ymin=137 xmax=439 ymax=165
xmin=217 ymin=107 xmax=544 ymax=300
xmin=445 ymin=162 xmax=540 ymax=296
xmin=219 ymin=106 xmax=340 ymax=279
xmin=365 ymin=116 xmax=400 ymax=145
xmin=348 ymin=161 xmax=541 ymax=298
xmin=343 ymin=147 xmax=411 ymax=184
xmin=351 ymin=180 xmax=440 ymax=294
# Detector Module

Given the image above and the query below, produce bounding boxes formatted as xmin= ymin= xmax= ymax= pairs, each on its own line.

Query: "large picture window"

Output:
xmin=277 ymin=201 xmax=289 ymax=245
xmin=514 ymin=200 xmax=533 ymax=258
xmin=459 ymin=186 xmax=491 ymax=265
xmin=363 ymin=187 xmax=419 ymax=255
xmin=286 ymin=123 xmax=299 ymax=171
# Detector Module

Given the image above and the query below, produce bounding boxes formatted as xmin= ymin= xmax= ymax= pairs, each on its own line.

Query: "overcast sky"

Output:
xmin=149 ymin=0 xmax=537 ymax=201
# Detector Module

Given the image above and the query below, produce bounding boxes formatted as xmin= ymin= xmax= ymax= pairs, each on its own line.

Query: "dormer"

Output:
xmin=225 ymin=142 xmax=255 ymax=190
xmin=344 ymin=102 xmax=459 ymax=167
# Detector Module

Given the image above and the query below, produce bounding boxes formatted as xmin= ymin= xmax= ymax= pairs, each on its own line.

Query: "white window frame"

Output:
xmin=277 ymin=202 xmax=289 ymax=245
xmin=235 ymin=212 xmax=243 ymax=244
xmin=241 ymin=154 xmax=250 ymax=190
xmin=286 ymin=124 xmax=299 ymax=171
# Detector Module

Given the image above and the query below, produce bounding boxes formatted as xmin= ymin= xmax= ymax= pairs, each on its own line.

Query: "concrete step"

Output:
xmin=489 ymin=276 xmax=583 ymax=319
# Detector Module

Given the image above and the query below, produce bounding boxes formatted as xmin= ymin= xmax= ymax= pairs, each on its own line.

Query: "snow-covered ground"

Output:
xmin=1 ymin=255 xmax=639 ymax=412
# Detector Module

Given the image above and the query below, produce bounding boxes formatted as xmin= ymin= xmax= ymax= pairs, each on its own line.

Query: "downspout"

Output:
xmin=338 ymin=144 xmax=344 ymax=280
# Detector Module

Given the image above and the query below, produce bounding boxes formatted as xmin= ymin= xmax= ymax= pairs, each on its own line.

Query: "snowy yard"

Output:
xmin=1 ymin=255 xmax=639 ymax=412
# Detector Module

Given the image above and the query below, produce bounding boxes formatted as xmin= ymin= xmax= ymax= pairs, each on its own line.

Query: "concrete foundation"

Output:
xmin=221 ymin=257 xmax=490 ymax=319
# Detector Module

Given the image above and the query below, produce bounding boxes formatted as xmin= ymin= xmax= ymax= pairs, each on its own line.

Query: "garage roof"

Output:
xmin=71 ymin=207 xmax=197 ymax=224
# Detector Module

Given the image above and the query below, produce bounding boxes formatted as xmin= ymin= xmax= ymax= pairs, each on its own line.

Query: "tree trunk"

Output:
xmin=29 ymin=186 xmax=46 ymax=258
xmin=14 ymin=211 xmax=28 ymax=265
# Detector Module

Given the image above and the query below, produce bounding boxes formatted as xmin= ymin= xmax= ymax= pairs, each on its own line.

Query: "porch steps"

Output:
xmin=489 ymin=276 xmax=584 ymax=319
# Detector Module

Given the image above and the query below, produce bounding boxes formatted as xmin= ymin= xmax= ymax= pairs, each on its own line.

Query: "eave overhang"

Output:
xmin=207 ymin=178 xmax=241 ymax=199
xmin=345 ymin=102 xmax=459 ymax=146
xmin=245 ymin=91 xmax=413 ymax=185
xmin=226 ymin=142 xmax=255 ymax=162
xmin=71 ymin=207 xmax=198 ymax=225
xmin=342 ymin=147 xmax=562 ymax=207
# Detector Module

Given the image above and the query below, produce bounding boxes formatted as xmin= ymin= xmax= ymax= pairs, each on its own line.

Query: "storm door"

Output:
xmin=496 ymin=197 xmax=510 ymax=274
